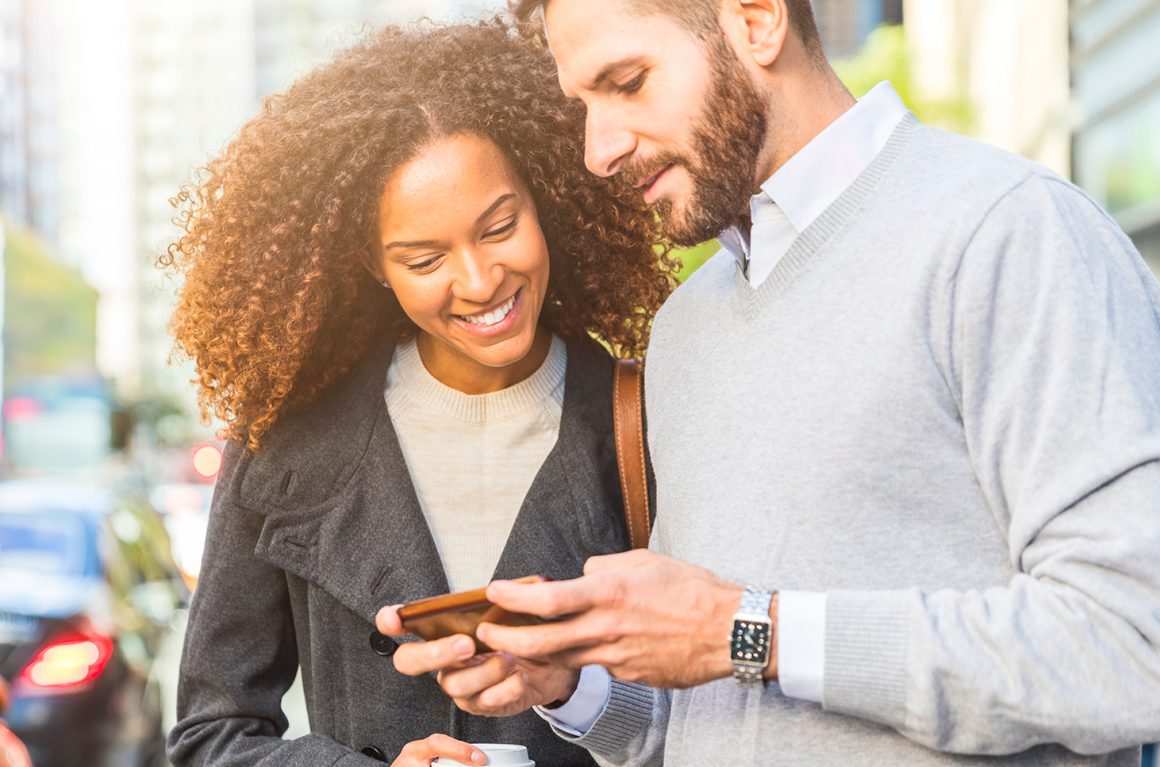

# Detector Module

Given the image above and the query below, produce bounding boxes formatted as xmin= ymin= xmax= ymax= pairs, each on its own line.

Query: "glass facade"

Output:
xmin=1071 ymin=0 xmax=1160 ymax=274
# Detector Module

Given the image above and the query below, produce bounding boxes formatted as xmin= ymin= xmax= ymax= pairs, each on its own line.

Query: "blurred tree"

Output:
xmin=673 ymin=239 xmax=720 ymax=283
xmin=832 ymin=25 xmax=973 ymax=134
xmin=2 ymin=219 xmax=99 ymax=386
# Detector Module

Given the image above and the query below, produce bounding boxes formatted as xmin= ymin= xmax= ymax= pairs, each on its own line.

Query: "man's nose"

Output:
xmin=584 ymin=106 xmax=635 ymax=178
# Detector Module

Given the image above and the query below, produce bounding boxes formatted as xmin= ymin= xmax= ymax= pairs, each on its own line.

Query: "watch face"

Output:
xmin=732 ymin=620 xmax=769 ymax=663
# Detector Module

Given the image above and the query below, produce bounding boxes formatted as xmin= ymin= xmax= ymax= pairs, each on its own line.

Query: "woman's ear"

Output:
xmin=360 ymin=250 xmax=388 ymax=287
xmin=720 ymin=0 xmax=789 ymax=68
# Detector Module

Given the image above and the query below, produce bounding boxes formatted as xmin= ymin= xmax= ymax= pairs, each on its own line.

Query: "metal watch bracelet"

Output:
xmin=731 ymin=585 xmax=774 ymax=685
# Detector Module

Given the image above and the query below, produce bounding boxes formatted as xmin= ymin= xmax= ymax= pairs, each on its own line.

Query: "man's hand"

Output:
xmin=375 ymin=606 xmax=580 ymax=717
xmin=478 ymin=549 xmax=770 ymax=688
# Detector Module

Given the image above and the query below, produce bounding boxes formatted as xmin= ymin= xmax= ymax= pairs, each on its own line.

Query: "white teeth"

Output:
xmin=459 ymin=293 xmax=516 ymax=326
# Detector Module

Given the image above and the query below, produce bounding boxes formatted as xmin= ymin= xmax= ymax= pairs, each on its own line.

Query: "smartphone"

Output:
xmin=397 ymin=575 xmax=547 ymax=653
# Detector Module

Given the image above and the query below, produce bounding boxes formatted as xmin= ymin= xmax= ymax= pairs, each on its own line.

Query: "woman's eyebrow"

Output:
xmin=383 ymin=237 xmax=441 ymax=251
xmin=383 ymin=193 xmax=518 ymax=251
xmin=476 ymin=192 xmax=517 ymax=224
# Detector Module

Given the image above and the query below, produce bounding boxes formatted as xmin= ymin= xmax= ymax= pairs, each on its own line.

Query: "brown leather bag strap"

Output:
xmin=613 ymin=358 xmax=651 ymax=549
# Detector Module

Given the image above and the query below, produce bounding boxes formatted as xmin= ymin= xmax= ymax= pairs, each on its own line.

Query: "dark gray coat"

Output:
xmin=168 ymin=338 xmax=636 ymax=766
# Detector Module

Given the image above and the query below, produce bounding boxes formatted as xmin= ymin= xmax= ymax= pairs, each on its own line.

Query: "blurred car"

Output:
xmin=0 ymin=678 xmax=32 ymax=767
xmin=0 ymin=480 xmax=188 ymax=767
xmin=148 ymin=482 xmax=214 ymax=592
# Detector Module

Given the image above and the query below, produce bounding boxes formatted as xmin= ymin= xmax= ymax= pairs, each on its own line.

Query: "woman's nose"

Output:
xmin=451 ymin=249 xmax=503 ymax=304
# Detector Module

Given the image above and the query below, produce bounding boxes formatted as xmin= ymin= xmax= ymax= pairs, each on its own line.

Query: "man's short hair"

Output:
xmin=512 ymin=0 xmax=826 ymax=61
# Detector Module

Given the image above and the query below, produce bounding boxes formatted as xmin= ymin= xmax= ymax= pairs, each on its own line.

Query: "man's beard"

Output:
xmin=627 ymin=38 xmax=768 ymax=246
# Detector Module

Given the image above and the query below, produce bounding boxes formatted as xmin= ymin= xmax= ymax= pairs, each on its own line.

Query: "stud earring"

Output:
xmin=381 ymin=280 xmax=392 ymax=290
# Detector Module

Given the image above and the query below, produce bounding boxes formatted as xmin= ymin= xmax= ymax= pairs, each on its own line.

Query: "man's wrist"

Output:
xmin=724 ymin=585 xmax=780 ymax=684
xmin=710 ymin=583 xmax=746 ymax=681
xmin=764 ymin=591 xmax=780 ymax=680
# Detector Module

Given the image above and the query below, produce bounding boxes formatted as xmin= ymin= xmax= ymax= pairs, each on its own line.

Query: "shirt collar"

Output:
xmin=719 ymin=81 xmax=909 ymax=268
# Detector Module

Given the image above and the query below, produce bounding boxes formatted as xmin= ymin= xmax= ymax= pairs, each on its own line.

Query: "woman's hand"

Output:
xmin=389 ymin=734 xmax=484 ymax=766
xmin=376 ymin=606 xmax=580 ymax=717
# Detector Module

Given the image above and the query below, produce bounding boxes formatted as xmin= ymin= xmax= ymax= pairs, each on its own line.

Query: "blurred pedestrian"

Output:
xmin=384 ymin=1 xmax=1160 ymax=765
xmin=160 ymin=19 xmax=673 ymax=766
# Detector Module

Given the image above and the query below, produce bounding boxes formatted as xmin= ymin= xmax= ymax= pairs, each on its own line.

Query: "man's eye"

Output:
xmin=484 ymin=217 xmax=517 ymax=239
xmin=617 ymin=71 xmax=646 ymax=95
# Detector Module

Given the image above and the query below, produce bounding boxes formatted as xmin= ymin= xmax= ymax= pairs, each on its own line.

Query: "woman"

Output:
xmin=161 ymin=18 xmax=674 ymax=767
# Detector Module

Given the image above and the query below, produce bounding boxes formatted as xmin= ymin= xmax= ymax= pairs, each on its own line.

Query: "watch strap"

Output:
xmin=731 ymin=585 xmax=774 ymax=686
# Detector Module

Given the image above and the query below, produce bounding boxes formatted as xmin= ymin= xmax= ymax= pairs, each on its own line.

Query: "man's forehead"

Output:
xmin=542 ymin=0 xmax=677 ymax=91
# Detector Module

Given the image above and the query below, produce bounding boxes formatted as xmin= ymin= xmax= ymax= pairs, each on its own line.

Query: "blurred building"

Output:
xmin=1070 ymin=0 xmax=1160 ymax=274
xmin=253 ymin=0 xmax=502 ymax=100
xmin=0 ymin=0 xmax=60 ymax=254
xmin=50 ymin=0 xmax=137 ymax=387
xmin=903 ymin=0 xmax=1071 ymax=177
xmin=815 ymin=0 xmax=903 ymax=59
xmin=131 ymin=0 xmax=257 ymax=403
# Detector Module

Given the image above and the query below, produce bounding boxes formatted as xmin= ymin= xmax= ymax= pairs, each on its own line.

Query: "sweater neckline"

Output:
xmin=386 ymin=334 xmax=567 ymax=423
xmin=734 ymin=112 xmax=920 ymax=303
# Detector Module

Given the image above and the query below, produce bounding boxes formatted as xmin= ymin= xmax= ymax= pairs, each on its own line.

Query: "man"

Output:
xmin=378 ymin=0 xmax=1160 ymax=764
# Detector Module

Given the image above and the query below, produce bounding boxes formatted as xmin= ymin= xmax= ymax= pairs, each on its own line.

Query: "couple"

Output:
xmin=166 ymin=1 xmax=1160 ymax=765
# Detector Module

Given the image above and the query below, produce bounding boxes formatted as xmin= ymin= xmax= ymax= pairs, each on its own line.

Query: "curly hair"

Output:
xmin=162 ymin=19 xmax=677 ymax=451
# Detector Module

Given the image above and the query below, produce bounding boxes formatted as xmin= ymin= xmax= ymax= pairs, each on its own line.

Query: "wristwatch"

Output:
xmin=730 ymin=585 xmax=774 ymax=686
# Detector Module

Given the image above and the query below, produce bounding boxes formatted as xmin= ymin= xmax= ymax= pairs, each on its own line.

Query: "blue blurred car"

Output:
xmin=0 ymin=481 xmax=187 ymax=767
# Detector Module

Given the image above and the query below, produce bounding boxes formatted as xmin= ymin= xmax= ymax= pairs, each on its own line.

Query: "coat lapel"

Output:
xmin=237 ymin=340 xmax=449 ymax=625
xmin=491 ymin=338 xmax=623 ymax=583
xmin=235 ymin=336 xmax=623 ymax=625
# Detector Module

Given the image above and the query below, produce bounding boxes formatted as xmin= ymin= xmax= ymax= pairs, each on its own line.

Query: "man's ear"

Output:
xmin=720 ymin=0 xmax=789 ymax=68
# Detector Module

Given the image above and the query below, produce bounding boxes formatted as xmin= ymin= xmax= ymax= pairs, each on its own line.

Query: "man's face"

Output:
xmin=544 ymin=0 xmax=767 ymax=245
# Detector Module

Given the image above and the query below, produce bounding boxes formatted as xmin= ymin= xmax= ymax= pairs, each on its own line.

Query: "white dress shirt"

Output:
xmin=540 ymin=82 xmax=909 ymax=731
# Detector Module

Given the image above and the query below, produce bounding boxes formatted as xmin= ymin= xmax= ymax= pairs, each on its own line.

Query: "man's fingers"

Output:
xmin=486 ymin=574 xmax=603 ymax=618
xmin=392 ymin=634 xmax=476 ymax=676
xmin=476 ymin=619 xmax=598 ymax=661
xmin=582 ymin=548 xmax=657 ymax=575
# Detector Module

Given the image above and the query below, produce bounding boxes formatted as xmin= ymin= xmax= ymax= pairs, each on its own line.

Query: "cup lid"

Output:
xmin=433 ymin=743 xmax=533 ymax=766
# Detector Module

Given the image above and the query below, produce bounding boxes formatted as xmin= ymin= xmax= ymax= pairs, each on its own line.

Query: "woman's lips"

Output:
xmin=453 ymin=288 xmax=523 ymax=339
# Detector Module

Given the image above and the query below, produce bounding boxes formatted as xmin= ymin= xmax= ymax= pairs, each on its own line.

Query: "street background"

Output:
xmin=1 ymin=0 xmax=1158 ymax=764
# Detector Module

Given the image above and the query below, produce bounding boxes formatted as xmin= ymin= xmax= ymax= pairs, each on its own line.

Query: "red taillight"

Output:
xmin=17 ymin=633 xmax=114 ymax=691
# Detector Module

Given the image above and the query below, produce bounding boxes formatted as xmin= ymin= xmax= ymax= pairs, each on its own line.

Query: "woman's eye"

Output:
xmin=617 ymin=71 xmax=646 ymax=95
xmin=406 ymin=255 xmax=442 ymax=272
xmin=483 ymin=217 xmax=517 ymax=239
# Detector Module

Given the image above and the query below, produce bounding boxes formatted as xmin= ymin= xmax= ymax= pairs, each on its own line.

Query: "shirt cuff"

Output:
xmin=777 ymin=590 xmax=826 ymax=703
xmin=534 ymin=664 xmax=611 ymax=736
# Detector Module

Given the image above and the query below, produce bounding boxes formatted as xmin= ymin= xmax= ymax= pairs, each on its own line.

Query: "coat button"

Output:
xmin=361 ymin=746 xmax=388 ymax=761
xmin=369 ymin=631 xmax=397 ymax=657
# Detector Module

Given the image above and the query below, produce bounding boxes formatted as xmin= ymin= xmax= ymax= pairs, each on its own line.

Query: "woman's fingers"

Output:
xmin=438 ymin=653 xmax=517 ymax=699
xmin=391 ymin=734 xmax=485 ymax=766
xmin=375 ymin=605 xmax=405 ymax=636
xmin=392 ymin=634 xmax=476 ymax=676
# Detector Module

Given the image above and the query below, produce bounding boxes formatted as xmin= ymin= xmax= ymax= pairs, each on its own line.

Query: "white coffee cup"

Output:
xmin=432 ymin=743 xmax=534 ymax=767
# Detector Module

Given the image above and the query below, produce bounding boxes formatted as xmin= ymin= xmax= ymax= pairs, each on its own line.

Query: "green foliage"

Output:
xmin=2 ymin=219 xmax=99 ymax=386
xmin=832 ymin=25 xmax=973 ymax=134
xmin=673 ymin=239 xmax=721 ymax=283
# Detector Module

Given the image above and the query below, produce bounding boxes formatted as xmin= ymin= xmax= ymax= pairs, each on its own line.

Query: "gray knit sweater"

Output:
xmin=567 ymin=116 xmax=1160 ymax=765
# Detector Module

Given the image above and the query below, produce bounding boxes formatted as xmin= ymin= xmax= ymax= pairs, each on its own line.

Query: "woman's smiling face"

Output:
xmin=370 ymin=133 xmax=552 ymax=392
